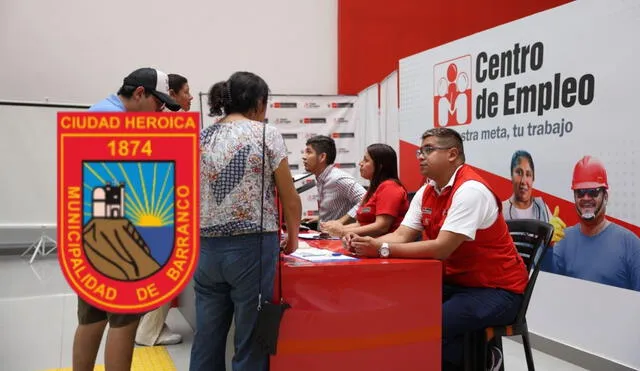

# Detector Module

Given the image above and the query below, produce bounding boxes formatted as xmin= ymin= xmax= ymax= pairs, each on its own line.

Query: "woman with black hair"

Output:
xmin=321 ymin=143 xmax=409 ymax=238
xmin=167 ymin=73 xmax=193 ymax=111
xmin=190 ymin=71 xmax=301 ymax=371
xmin=502 ymin=149 xmax=565 ymax=243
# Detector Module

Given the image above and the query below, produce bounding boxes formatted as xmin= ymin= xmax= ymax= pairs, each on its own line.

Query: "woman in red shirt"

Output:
xmin=321 ymin=143 xmax=409 ymax=237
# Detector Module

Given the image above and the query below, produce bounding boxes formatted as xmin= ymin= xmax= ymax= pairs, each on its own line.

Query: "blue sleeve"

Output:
xmin=626 ymin=234 xmax=640 ymax=291
xmin=553 ymin=240 xmax=566 ymax=275
xmin=539 ymin=245 xmax=555 ymax=273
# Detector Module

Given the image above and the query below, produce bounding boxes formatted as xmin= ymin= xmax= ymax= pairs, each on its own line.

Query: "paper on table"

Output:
xmin=290 ymin=246 xmax=357 ymax=262
xmin=297 ymin=240 xmax=313 ymax=249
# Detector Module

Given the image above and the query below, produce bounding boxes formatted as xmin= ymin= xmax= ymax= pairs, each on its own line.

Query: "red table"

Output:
xmin=270 ymin=240 xmax=443 ymax=370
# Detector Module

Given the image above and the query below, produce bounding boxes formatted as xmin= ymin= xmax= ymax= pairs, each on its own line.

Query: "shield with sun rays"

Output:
xmin=58 ymin=111 xmax=200 ymax=314
xmin=82 ymin=161 xmax=175 ymax=281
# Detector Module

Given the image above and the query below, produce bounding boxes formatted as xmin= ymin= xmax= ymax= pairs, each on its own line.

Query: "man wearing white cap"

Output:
xmin=88 ymin=67 xmax=182 ymax=113
xmin=71 ymin=67 xmax=180 ymax=371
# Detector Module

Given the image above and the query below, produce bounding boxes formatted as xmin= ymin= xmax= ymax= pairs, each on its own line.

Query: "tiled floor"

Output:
xmin=0 ymin=254 xmax=587 ymax=371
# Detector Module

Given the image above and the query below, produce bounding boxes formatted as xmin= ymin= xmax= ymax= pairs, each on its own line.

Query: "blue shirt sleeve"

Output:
xmin=552 ymin=239 xmax=566 ymax=275
xmin=625 ymin=233 xmax=640 ymax=291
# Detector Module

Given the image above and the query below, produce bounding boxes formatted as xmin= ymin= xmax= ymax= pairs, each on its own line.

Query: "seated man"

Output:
xmin=301 ymin=135 xmax=366 ymax=227
xmin=345 ymin=128 xmax=529 ymax=371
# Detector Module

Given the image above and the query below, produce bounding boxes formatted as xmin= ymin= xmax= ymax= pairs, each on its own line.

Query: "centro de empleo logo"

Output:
xmin=433 ymin=55 xmax=473 ymax=128
xmin=433 ymin=42 xmax=595 ymax=138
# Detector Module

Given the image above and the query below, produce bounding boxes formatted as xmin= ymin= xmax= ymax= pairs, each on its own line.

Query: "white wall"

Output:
xmin=379 ymin=70 xmax=399 ymax=153
xmin=529 ymin=272 xmax=640 ymax=368
xmin=0 ymin=0 xmax=337 ymax=105
xmin=0 ymin=0 xmax=337 ymax=232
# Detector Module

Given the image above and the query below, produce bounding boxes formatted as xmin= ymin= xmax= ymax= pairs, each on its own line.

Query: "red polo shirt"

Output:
xmin=356 ymin=180 xmax=409 ymax=233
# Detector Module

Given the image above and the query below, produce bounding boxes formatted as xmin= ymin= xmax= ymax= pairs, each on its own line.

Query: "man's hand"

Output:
xmin=280 ymin=236 xmax=298 ymax=255
xmin=319 ymin=220 xmax=344 ymax=237
xmin=341 ymin=232 xmax=359 ymax=250
xmin=549 ymin=205 xmax=566 ymax=243
xmin=301 ymin=215 xmax=319 ymax=224
xmin=349 ymin=235 xmax=382 ymax=258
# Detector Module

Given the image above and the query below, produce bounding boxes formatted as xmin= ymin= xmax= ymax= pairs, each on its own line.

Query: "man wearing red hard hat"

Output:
xmin=553 ymin=156 xmax=640 ymax=291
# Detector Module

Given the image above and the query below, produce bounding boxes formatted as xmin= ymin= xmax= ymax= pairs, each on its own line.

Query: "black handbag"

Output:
xmin=253 ymin=120 xmax=291 ymax=355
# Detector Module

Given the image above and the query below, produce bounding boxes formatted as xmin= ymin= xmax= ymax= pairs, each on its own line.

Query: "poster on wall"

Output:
xmin=398 ymin=0 xmax=640 ymax=292
xmin=265 ymin=95 xmax=361 ymax=217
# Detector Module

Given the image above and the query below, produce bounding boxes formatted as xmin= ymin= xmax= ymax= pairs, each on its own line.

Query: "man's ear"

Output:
xmin=133 ymin=86 xmax=145 ymax=100
xmin=319 ymin=152 xmax=327 ymax=164
xmin=448 ymin=147 xmax=459 ymax=163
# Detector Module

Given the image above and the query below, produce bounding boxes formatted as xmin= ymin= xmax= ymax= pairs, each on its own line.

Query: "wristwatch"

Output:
xmin=379 ymin=242 xmax=390 ymax=258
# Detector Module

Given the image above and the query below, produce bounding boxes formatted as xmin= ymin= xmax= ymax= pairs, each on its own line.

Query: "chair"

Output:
xmin=464 ymin=219 xmax=554 ymax=371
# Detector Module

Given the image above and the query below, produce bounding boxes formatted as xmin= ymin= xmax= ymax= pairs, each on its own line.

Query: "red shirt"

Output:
xmin=356 ymin=180 xmax=409 ymax=233
xmin=420 ymin=165 xmax=528 ymax=294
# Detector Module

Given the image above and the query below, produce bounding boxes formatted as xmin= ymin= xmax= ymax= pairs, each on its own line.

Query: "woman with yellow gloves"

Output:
xmin=502 ymin=150 xmax=566 ymax=270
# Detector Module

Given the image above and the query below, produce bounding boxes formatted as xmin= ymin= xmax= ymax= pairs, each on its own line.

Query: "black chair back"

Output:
xmin=506 ymin=219 xmax=554 ymax=325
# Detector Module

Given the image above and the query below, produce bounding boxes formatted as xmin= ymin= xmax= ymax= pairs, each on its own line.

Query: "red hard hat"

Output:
xmin=571 ymin=156 xmax=608 ymax=190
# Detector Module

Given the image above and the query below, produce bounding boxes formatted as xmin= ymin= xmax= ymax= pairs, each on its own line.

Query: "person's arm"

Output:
xmin=552 ymin=240 xmax=566 ymax=275
xmin=268 ymin=126 xmax=301 ymax=253
xmin=350 ymin=182 xmax=496 ymax=259
xmin=274 ymin=157 xmax=302 ymax=252
xmin=337 ymin=214 xmax=355 ymax=224
xmin=352 ymin=230 xmax=468 ymax=259
xmin=337 ymin=182 xmax=407 ymax=237
xmin=319 ymin=218 xmax=359 ymax=237
xmin=626 ymin=234 xmax=640 ymax=291
xmin=346 ymin=214 xmax=397 ymax=237
xmin=325 ymin=215 xmax=393 ymax=238
xmin=344 ymin=184 xmax=426 ymax=246
xmin=337 ymin=177 xmax=366 ymax=219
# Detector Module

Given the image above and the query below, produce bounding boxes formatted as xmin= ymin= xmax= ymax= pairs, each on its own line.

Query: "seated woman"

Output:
xmin=320 ymin=143 xmax=409 ymax=238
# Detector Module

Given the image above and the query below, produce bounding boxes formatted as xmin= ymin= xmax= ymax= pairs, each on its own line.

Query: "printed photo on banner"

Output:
xmin=502 ymin=151 xmax=640 ymax=292
xmin=57 ymin=112 xmax=200 ymax=313
xmin=399 ymin=9 xmax=640 ymax=294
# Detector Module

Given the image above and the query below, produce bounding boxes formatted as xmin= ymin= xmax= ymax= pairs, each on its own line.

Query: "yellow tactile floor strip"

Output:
xmin=43 ymin=346 xmax=176 ymax=371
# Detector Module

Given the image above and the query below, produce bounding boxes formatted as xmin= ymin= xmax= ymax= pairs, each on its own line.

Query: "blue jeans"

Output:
xmin=189 ymin=232 xmax=278 ymax=371
xmin=442 ymin=285 xmax=523 ymax=370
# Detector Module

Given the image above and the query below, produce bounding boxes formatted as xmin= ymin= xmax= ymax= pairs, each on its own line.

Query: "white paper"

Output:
xmin=290 ymin=246 xmax=357 ymax=262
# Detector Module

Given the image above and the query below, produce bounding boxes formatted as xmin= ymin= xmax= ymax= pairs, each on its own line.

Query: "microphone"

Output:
xmin=292 ymin=172 xmax=314 ymax=183
xmin=296 ymin=180 xmax=316 ymax=194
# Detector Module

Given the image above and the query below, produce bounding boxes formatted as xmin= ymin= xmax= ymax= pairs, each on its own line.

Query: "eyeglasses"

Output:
xmin=415 ymin=145 xmax=452 ymax=158
xmin=574 ymin=188 xmax=602 ymax=198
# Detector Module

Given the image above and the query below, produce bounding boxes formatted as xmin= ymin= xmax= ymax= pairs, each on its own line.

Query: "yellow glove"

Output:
xmin=549 ymin=205 xmax=566 ymax=243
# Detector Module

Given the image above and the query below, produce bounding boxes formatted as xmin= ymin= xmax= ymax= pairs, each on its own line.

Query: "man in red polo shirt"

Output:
xmin=346 ymin=128 xmax=528 ymax=371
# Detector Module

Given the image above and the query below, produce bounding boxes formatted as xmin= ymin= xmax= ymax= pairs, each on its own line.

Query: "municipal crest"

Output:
xmin=57 ymin=112 xmax=200 ymax=313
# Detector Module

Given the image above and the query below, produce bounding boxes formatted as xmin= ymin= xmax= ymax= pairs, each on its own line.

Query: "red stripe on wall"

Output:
xmin=337 ymin=0 xmax=573 ymax=95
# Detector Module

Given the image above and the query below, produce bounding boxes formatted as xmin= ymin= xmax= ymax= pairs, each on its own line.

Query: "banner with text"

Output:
xmin=265 ymin=95 xmax=361 ymax=217
xmin=399 ymin=0 xmax=639 ymax=293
